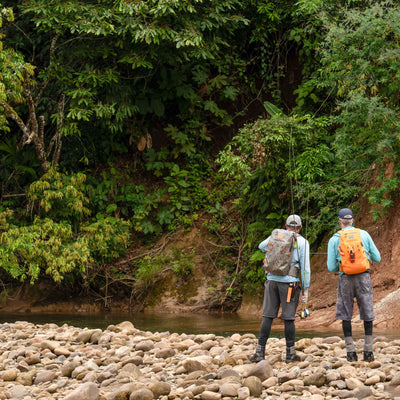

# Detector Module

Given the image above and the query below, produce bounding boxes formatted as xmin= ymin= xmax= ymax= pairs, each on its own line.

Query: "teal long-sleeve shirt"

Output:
xmin=259 ymin=233 xmax=311 ymax=290
xmin=327 ymin=226 xmax=381 ymax=273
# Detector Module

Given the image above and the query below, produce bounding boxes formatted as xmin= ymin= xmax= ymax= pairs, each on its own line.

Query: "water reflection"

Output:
xmin=0 ymin=311 xmax=397 ymax=340
xmin=0 ymin=311 xmax=262 ymax=336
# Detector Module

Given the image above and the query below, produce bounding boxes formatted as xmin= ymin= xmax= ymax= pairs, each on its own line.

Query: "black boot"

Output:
xmin=363 ymin=351 xmax=374 ymax=362
xmin=347 ymin=351 xmax=358 ymax=361
xmin=250 ymin=344 xmax=265 ymax=362
xmin=285 ymin=346 xmax=300 ymax=363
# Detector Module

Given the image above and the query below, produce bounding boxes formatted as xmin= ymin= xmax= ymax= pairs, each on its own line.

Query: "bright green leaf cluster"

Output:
xmin=0 ymin=169 xmax=131 ymax=284
xmin=0 ymin=217 xmax=90 ymax=283
xmin=81 ymin=216 xmax=131 ymax=264
xmin=28 ymin=168 xmax=90 ymax=221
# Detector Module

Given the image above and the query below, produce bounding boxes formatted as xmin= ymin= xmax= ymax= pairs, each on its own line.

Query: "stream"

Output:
xmin=1 ymin=310 xmax=396 ymax=340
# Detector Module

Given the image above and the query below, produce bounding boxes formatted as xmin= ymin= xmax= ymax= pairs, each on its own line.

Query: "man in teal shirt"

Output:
xmin=327 ymin=208 xmax=381 ymax=362
xmin=250 ymin=214 xmax=310 ymax=363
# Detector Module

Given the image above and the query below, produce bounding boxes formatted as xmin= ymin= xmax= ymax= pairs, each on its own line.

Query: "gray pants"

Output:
xmin=262 ymin=280 xmax=300 ymax=320
xmin=335 ymin=272 xmax=374 ymax=321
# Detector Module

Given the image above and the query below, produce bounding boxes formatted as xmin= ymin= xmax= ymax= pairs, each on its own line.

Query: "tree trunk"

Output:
xmin=0 ymin=69 xmax=64 ymax=174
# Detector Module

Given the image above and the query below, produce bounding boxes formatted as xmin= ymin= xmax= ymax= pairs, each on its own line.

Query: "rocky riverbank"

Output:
xmin=0 ymin=321 xmax=399 ymax=400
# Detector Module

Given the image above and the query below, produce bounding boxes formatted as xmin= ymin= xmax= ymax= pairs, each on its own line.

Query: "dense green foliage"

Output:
xmin=0 ymin=169 xmax=131 ymax=284
xmin=1 ymin=0 xmax=400 ymax=308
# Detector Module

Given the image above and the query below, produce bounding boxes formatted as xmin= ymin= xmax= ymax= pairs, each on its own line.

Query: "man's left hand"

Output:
xmin=301 ymin=289 xmax=308 ymax=304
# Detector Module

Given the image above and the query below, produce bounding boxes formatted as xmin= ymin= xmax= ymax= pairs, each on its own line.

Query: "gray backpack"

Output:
xmin=262 ymin=229 xmax=299 ymax=277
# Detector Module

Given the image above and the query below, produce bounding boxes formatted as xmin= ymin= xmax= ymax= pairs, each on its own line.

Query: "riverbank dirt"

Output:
xmin=1 ymin=320 xmax=400 ymax=400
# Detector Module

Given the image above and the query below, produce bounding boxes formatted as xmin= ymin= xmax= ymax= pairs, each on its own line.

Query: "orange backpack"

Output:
xmin=337 ymin=228 xmax=370 ymax=275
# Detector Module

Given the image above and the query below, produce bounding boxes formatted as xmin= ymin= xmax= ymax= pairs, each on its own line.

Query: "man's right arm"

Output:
xmin=258 ymin=237 xmax=270 ymax=252
xmin=327 ymin=236 xmax=339 ymax=272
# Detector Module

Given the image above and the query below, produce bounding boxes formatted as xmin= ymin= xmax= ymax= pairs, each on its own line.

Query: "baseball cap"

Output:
xmin=338 ymin=208 xmax=354 ymax=219
xmin=286 ymin=214 xmax=302 ymax=227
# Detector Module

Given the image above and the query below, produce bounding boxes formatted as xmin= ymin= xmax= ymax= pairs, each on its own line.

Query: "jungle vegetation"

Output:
xmin=1 ymin=0 xmax=399 ymax=309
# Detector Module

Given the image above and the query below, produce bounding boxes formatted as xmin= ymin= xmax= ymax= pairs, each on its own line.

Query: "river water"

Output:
xmin=1 ymin=311 xmax=396 ymax=340
xmin=0 ymin=311 xmax=263 ymax=336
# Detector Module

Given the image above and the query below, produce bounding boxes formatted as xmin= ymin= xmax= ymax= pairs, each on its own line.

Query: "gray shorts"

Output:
xmin=335 ymin=272 xmax=374 ymax=321
xmin=262 ymin=280 xmax=300 ymax=320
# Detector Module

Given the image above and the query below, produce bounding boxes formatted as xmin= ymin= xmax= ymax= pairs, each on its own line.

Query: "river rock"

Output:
xmin=5 ymin=384 xmax=30 ymax=399
xmin=1 ymin=367 xmax=19 ymax=381
xmin=353 ymin=384 xmax=373 ymax=399
xmin=219 ymin=368 xmax=240 ymax=379
xmin=148 ymin=380 xmax=171 ymax=397
xmin=155 ymin=347 xmax=175 ymax=358
xmin=129 ymin=387 xmax=153 ymax=400
xmin=103 ymin=382 xmax=138 ymax=399
xmin=34 ymin=369 xmax=56 ymax=384
xmin=243 ymin=376 xmax=263 ymax=397
xmin=262 ymin=376 xmax=278 ymax=387
xmin=16 ymin=369 xmax=36 ymax=385
xmin=135 ymin=339 xmax=154 ymax=351
xmin=201 ymin=390 xmax=221 ymax=400
xmin=120 ymin=363 xmax=143 ymax=379
xmin=246 ymin=359 xmax=273 ymax=381
xmin=364 ymin=374 xmax=380 ymax=385
xmin=76 ymin=329 xmax=95 ymax=343
xmin=98 ymin=332 xmax=112 ymax=344
xmin=236 ymin=386 xmax=250 ymax=399
xmin=182 ymin=356 xmax=213 ymax=372
xmin=277 ymin=368 xmax=299 ymax=383
xmin=392 ymin=371 xmax=400 ymax=385
xmin=25 ymin=353 xmax=41 ymax=365
xmin=64 ymin=382 xmax=99 ymax=400
xmin=113 ymin=321 xmax=138 ymax=334
xmin=61 ymin=360 xmax=81 ymax=377
xmin=322 ymin=336 xmax=342 ymax=344
xmin=220 ymin=381 xmax=241 ymax=397
xmin=339 ymin=365 xmax=357 ymax=379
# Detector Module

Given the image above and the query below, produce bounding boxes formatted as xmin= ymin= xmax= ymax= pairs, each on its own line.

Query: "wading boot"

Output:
xmin=285 ymin=346 xmax=300 ymax=363
xmin=347 ymin=352 xmax=358 ymax=362
xmin=249 ymin=344 xmax=265 ymax=362
xmin=363 ymin=351 xmax=374 ymax=362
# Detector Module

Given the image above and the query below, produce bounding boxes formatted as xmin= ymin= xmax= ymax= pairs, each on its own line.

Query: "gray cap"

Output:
xmin=286 ymin=214 xmax=302 ymax=227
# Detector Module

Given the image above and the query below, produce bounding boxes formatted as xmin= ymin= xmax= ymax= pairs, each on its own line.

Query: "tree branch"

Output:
xmin=22 ymin=68 xmax=38 ymax=139
xmin=0 ymin=101 xmax=30 ymax=143
xmin=52 ymin=94 xmax=64 ymax=166
xmin=35 ymin=34 xmax=60 ymax=108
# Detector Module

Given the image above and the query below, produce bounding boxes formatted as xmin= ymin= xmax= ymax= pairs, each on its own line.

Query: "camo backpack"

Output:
xmin=262 ymin=229 xmax=300 ymax=277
